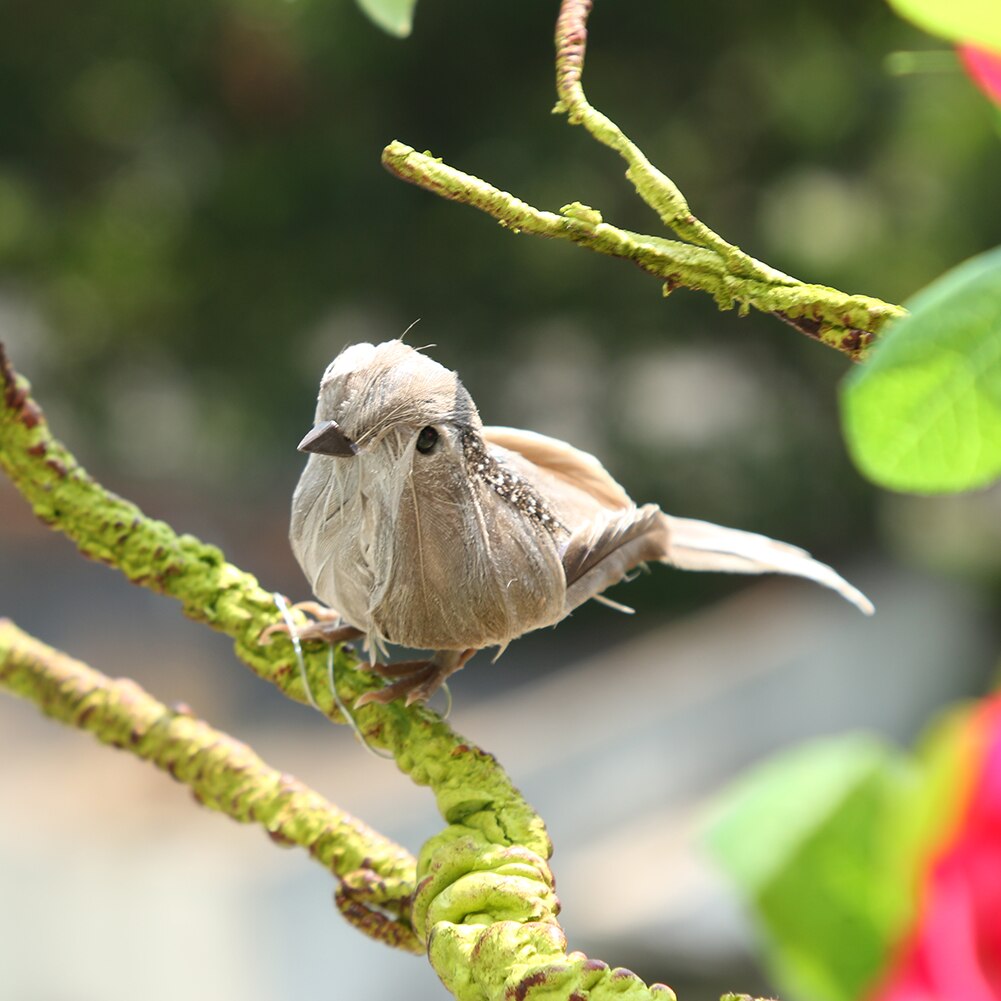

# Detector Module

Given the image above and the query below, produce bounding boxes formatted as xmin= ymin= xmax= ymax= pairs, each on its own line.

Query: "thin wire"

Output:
xmin=273 ymin=592 xmax=320 ymax=710
xmin=438 ymin=682 xmax=453 ymax=720
xmin=327 ymin=644 xmax=393 ymax=760
xmin=272 ymin=592 xmax=393 ymax=759
xmin=398 ymin=317 xmax=422 ymax=341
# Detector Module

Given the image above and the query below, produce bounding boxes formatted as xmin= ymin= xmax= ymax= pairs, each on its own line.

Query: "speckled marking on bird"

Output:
xmin=461 ymin=430 xmax=565 ymax=537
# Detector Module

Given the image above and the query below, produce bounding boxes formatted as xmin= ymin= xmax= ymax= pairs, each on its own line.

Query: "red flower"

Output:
xmin=871 ymin=697 xmax=1001 ymax=1001
xmin=958 ymin=45 xmax=1001 ymax=107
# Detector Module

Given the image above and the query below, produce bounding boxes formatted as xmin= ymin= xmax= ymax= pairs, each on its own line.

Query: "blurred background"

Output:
xmin=2 ymin=0 xmax=1001 ymax=998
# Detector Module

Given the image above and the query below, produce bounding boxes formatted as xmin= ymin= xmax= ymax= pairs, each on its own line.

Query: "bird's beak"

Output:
xmin=297 ymin=420 xmax=359 ymax=456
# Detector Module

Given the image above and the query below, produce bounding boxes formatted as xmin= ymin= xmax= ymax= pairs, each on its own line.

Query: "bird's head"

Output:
xmin=299 ymin=340 xmax=480 ymax=470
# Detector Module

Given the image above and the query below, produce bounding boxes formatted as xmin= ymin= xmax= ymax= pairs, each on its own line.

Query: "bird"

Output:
xmin=282 ymin=339 xmax=872 ymax=707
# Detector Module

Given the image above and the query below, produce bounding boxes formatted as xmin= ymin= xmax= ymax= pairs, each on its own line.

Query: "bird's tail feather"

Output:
xmin=661 ymin=514 xmax=874 ymax=615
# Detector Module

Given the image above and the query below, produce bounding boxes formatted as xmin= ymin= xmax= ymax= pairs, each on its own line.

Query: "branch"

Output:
xmin=1 ymin=341 xmax=702 ymax=999
xmin=381 ymin=1 xmax=905 ymax=361
xmin=554 ymin=0 xmax=752 ymax=265
xmin=383 ymin=144 xmax=901 ymax=360
xmin=0 ymin=619 xmax=421 ymax=950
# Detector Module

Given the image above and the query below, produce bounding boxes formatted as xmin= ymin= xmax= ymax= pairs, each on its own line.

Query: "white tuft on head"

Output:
xmin=321 ymin=342 xmax=379 ymax=388
xmin=312 ymin=340 xmax=479 ymax=443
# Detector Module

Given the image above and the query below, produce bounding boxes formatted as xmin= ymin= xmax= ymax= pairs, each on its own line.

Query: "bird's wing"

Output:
xmin=482 ymin=426 xmax=632 ymax=510
xmin=561 ymin=504 xmax=668 ymax=613
xmin=482 ymin=427 xmax=874 ymax=616
xmin=662 ymin=514 xmax=875 ymax=614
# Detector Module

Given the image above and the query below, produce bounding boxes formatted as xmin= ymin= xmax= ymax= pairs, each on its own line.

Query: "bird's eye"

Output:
xmin=416 ymin=426 xmax=439 ymax=454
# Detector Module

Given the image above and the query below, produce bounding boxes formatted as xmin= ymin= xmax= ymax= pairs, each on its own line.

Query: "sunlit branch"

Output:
xmin=382 ymin=0 xmax=905 ymax=361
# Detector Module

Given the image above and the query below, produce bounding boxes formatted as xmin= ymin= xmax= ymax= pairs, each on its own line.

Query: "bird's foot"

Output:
xmin=259 ymin=599 xmax=363 ymax=646
xmin=355 ymin=648 xmax=475 ymax=707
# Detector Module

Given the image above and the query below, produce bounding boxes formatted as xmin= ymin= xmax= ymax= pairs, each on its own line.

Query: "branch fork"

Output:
xmin=382 ymin=0 xmax=905 ymax=362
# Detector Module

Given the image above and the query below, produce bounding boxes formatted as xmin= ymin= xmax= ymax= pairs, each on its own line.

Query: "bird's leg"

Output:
xmin=355 ymin=648 xmax=476 ymax=707
xmin=259 ymin=599 xmax=364 ymax=646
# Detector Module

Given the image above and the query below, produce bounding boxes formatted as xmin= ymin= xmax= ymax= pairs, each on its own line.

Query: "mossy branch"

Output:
xmin=0 ymin=619 xmax=421 ymax=952
xmin=554 ymin=0 xmax=753 ymax=266
xmin=0 ymin=341 xmax=701 ymax=999
xmin=381 ymin=0 xmax=905 ymax=361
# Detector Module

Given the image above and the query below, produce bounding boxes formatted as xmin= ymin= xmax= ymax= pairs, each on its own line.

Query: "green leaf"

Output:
xmin=704 ymin=736 xmax=915 ymax=1001
xmin=841 ymin=245 xmax=1001 ymax=493
xmin=704 ymin=713 xmax=985 ymax=1001
xmin=354 ymin=0 xmax=417 ymax=37
xmin=886 ymin=0 xmax=1001 ymax=52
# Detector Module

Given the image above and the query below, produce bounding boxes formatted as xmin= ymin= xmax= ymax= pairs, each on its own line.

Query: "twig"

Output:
xmin=0 ymin=619 xmax=421 ymax=951
xmin=383 ymin=144 xmax=901 ymax=361
xmin=554 ymin=0 xmax=750 ymax=265
xmin=381 ymin=0 xmax=906 ymax=361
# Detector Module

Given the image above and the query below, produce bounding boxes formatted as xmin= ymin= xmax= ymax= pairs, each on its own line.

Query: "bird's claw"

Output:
xmin=354 ymin=660 xmax=440 ymax=707
xmin=354 ymin=649 xmax=475 ymax=707
xmin=259 ymin=600 xmax=363 ymax=647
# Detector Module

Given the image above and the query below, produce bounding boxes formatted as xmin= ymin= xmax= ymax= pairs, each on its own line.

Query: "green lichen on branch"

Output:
xmin=554 ymin=0 xmax=746 ymax=266
xmin=0 ymin=619 xmax=421 ymax=952
xmin=383 ymin=143 xmax=901 ymax=360
xmin=413 ymin=828 xmax=678 ymax=1001
xmin=381 ymin=0 xmax=905 ymax=361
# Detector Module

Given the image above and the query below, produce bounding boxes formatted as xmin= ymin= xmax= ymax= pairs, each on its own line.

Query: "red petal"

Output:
xmin=870 ymin=697 xmax=1001 ymax=1001
xmin=958 ymin=45 xmax=1001 ymax=105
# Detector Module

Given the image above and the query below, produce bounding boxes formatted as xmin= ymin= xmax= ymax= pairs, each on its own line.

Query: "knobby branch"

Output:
xmin=0 ymin=341 xmax=697 ymax=1000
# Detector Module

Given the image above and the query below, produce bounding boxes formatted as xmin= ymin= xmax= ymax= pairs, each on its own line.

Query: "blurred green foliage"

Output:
xmin=355 ymin=0 xmax=417 ymax=37
xmin=1 ymin=0 xmax=1000 ymax=567
xmin=706 ymin=701 xmax=990 ymax=1001
xmin=707 ymin=736 xmax=914 ymax=1001
xmin=843 ymin=245 xmax=1001 ymax=494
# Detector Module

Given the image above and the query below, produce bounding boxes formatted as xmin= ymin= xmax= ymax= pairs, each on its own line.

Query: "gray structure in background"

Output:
xmin=1 ymin=551 xmax=993 ymax=1000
